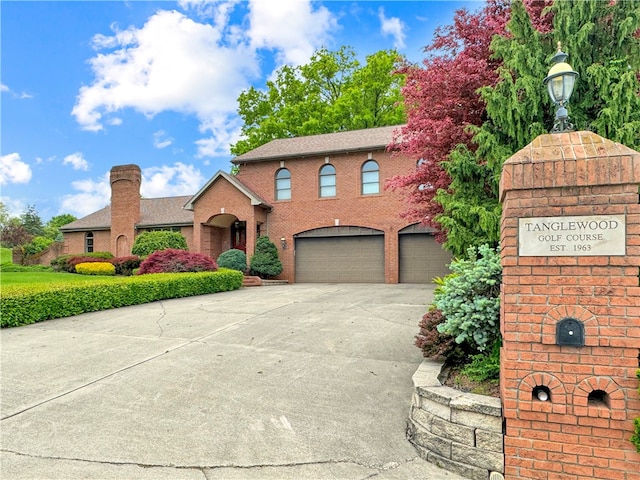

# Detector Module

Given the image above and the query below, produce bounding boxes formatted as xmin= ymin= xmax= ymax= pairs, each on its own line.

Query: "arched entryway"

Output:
xmin=203 ymin=213 xmax=247 ymax=256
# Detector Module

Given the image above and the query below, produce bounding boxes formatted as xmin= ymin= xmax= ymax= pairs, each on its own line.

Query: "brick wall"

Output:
xmin=500 ymin=131 xmax=640 ymax=480
xmin=235 ymin=149 xmax=416 ymax=282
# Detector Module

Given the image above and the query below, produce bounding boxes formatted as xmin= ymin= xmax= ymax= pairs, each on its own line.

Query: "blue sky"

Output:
xmin=1 ymin=0 xmax=479 ymax=222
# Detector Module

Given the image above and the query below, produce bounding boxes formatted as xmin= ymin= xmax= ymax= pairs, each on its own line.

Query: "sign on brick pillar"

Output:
xmin=499 ymin=131 xmax=640 ymax=480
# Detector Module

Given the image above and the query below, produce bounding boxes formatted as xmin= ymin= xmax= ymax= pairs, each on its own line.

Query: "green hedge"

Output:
xmin=0 ymin=268 xmax=243 ymax=328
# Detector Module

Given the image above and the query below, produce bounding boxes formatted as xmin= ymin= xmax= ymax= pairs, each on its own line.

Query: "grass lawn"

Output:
xmin=1 ymin=247 xmax=12 ymax=264
xmin=1 ymin=271 xmax=121 ymax=286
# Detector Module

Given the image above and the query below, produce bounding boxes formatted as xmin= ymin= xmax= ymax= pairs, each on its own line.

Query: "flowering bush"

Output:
xmin=75 ymin=262 xmax=116 ymax=276
xmin=138 ymin=249 xmax=217 ymax=274
xmin=110 ymin=256 xmax=141 ymax=276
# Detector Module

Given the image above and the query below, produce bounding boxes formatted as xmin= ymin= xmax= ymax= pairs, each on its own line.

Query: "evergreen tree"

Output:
xmin=19 ymin=205 xmax=45 ymax=237
xmin=249 ymin=236 xmax=283 ymax=279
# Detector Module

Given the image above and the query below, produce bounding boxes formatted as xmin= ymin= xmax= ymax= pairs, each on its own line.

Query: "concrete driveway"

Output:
xmin=1 ymin=283 xmax=466 ymax=480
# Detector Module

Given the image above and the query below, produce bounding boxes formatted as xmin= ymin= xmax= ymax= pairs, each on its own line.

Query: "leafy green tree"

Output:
xmin=249 ymin=236 xmax=283 ymax=279
xmin=131 ymin=231 xmax=189 ymax=257
xmin=43 ymin=213 xmax=77 ymax=241
xmin=231 ymin=47 xmax=405 ymax=156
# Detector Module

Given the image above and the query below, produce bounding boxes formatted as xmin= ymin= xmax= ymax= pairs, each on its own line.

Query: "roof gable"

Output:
xmin=60 ymin=196 xmax=194 ymax=232
xmin=232 ymin=125 xmax=403 ymax=163
xmin=183 ymin=170 xmax=272 ymax=211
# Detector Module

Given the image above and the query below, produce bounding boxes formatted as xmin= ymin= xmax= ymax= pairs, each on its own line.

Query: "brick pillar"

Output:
xmin=499 ymin=131 xmax=640 ymax=480
xmin=110 ymin=164 xmax=141 ymax=256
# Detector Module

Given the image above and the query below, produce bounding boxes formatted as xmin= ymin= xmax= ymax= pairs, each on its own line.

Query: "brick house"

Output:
xmin=61 ymin=125 xmax=451 ymax=283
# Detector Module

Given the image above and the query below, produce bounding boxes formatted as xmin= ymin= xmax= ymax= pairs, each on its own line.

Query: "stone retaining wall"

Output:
xmin=407 ymin=360 xmax=504 ymax=480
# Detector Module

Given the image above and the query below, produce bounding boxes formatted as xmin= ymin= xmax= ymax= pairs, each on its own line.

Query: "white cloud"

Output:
xmin=141 ymin=163 xmax=205 ymax=198
xmin=0 ymin=153 xmax=32 ymax=185
xmin=72 ymin=9 xmax=257 ymax=137
xmin=247 ymin=0 xmax=337 ymax=66
xmin=63 ymin=152 xmax=90 ymax=171
xmin=1 ymin=83 xmax=34 ymax=99
xmin=0 ymin=196 xmax=27 ymax=217
xmin=153 ymin=130 xmax=174 ymax=149
xmin=378 ymin=7 xmax=406 ymax=50
xmin=60 ymin=173 xmax=111 ymax=217
xmin=72 ymin=2 xmax=339 ymax=157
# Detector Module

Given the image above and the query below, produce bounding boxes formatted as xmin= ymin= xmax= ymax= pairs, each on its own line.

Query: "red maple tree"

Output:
xmin=386 ymin=0 xmax=552 ymax=242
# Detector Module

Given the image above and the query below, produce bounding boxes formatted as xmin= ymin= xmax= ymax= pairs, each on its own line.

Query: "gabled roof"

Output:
xmin=60 ymin=196 xmax=194 ymax=232
xmin=231 ymin=124 xmax=403 ymax=164
xmin=183 ymin=170 xmax=272 ymax=211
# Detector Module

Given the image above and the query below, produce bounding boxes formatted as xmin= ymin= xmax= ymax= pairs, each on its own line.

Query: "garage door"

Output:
xmin=295 ymin=228 xmax=384 ymax=283
xmin=399 ymin=229 xmax=452 ymax=284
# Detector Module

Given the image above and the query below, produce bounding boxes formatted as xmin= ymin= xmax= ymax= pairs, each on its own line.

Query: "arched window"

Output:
xmin=85 ymin=232 xmax=94 ymax=253
xmin=361 ymin=160 xmax=379 ymax=195
xmin=275 ymin=168 xmax=291 ymax=200
xmin=319 ymin=164 xmax=336 ymax=198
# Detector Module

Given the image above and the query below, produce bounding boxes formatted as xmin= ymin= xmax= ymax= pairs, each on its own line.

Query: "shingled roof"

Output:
xmin=60 ymin=196 xmax=194 ymax=232
xmin=232 ymin=124 xmax=403 ymax=163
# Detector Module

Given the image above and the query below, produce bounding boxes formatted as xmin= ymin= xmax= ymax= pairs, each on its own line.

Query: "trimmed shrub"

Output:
xmin=0 ymin=269 xmax=243 ymax=328
xmin=249 ymin=236 xmax=282 ymax=279
xmin=138 ymin=249 xmax=217 ymax=274
xmin=217 ymin=249 xmax=247 ymax=272
xmin=75 ymin=262 xmax=116 ymax=276
xmin=52 ymin=252 xmax=113 ymax=272
xmin=435 ymin=244 xmax=501 ymax=352
xmin=415 ymin=308 xmax=459 ymax=360
xmin=131 ymin=231 xmax=188 ymax=256
xmin=110 ymin=255 xmax=141 ymax=276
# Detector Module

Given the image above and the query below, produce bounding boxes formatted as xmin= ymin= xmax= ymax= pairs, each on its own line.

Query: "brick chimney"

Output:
xmin=110 ymin=164 xmax=141 ymax=256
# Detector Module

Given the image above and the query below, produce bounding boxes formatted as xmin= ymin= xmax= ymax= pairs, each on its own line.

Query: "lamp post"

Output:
xmin=543 ymin=41 xmax=579 ymax=132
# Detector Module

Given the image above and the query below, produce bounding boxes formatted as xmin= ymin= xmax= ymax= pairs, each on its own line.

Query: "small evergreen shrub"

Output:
xmin=217 ymin=249 xmax=247 ymax=272
xmin=131 ymin=231 xmax=188 ymax=256
xmin=138 ymin=249 xmax=217 ymax=274
xmin=75 ymin=262 xmax=116 ymax=276
xmin=435 ymin=244 xmax=502 ymax=352
xmin=460 ymin=339 xmax=501 ymax=383
xmin=249 ymin=236 xmax=283 ymax=279
xmin=68 ymin=256 xmax=106 ymax=273
xmin=1 ymin=269 xmax=243 ymax=328
xmin=110 ymin=255 xmax=141 ymax=276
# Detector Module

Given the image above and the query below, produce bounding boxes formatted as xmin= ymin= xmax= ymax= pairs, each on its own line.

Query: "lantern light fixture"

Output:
xmin=543 ymin=41 xmax=579 ymax=132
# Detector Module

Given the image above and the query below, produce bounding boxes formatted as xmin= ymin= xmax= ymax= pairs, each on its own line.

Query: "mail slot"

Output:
xmin=556 ymin=317 xmax=585 ymax=346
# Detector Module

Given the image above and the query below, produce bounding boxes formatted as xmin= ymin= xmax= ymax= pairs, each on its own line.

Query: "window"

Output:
xmin=361 ymin=160 xmax=379 ymax=195
xmin=319 ymin=164 xmax=336 ymax=197
xmin=85 ymin=232 xmax=94 ymax=253
xmin=275 ymin=168 xmax=291 ymax=200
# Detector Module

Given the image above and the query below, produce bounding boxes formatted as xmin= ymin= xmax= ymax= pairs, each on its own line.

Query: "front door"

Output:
xmin=231 ymin=221 xmax=246 ymax=252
